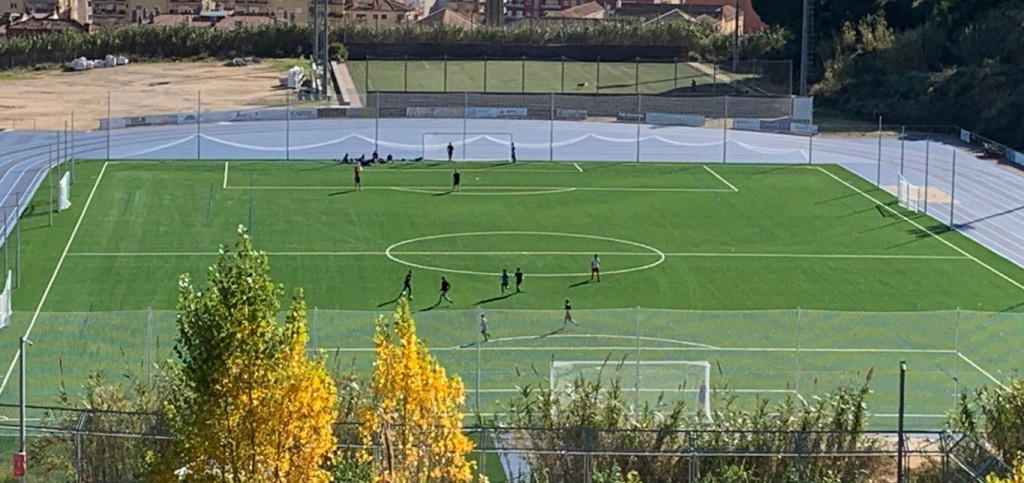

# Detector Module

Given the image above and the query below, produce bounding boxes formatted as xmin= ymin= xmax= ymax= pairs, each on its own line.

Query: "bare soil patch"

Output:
xmin=0 ymin=61 xmax=305 ymax=131
xmin=882 ymin=185 xmax=954 ymax=204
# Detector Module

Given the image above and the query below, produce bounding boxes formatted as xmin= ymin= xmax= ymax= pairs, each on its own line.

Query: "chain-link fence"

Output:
xmin=2 ymin=308 xmax=1018 ymax=431
xmin=347 ymin=57 xmax=793 ymax=96
xmin=0 ymin=403 xmax=1009 ymax=483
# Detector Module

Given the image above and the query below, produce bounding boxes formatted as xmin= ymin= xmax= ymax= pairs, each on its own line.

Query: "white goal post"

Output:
xmin=551 ymin=360 xmax=712 ymax=422
xmin=898 ymin=174 xmax=923 ymax=213
xmin=422 ymin=132 xmax=515 ymax=162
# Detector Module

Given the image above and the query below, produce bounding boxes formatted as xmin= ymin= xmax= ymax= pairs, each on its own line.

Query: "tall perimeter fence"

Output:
xmin=0 ymin=402 xmax=1010 ymax=482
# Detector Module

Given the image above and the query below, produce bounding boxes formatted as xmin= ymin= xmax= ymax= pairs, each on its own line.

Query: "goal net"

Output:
xmin=0 ymin=271 xmax=11 ymax=329
xmin=551 ymin=360 xmax=712 ymax=422
xmin=58 ymin=172 xmax=71 ymax=212
xmin=898 ymin=174 xmax=923 ymax=213
xmin=422 ymin=132 xmax=514 ymax=162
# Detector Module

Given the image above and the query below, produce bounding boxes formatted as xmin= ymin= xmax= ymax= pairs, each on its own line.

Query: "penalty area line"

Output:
xmin=957 ymin=352 xmax=1007 ymax=390
xmin=702 ymin=165 xmax=738 ymax=192
xmin=573 ymin=162 xmax=584 ymax=172
xmin=222 ymin=161 xmax=229 ymax=189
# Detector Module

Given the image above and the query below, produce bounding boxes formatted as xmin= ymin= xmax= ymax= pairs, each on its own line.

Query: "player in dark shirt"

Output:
xmin=399 ymin=270 xmax=412 ymax=299
xmin=438 ymin=276 xmax=453 ymax=305
xmin=514 ymin=268 xmax=524 ymax=293
xmin=501 ymin=269 xmax=510 ymax=294
xmin=452 ymin=169 xmax=461 ymax=191
xmin=563 ymin=299 xmax=577 ymax=326
xmin=447 ymin=142 xmax=455 ymax=161
xmin=510 ymin=142 xmax=517 ymax=163
xmin=353 ymin=165 xmax=362 ymax=191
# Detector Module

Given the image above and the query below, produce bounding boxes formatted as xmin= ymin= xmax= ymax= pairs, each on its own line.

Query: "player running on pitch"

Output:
xmin=500 ymin=269 xmax=510 ymax=294
xmin=437 ymin=276 xmax=453 ymax=305
xmin=479 ymin=313 xmax=491 ymax=342
xmin=590 ymin=254 xmax=601 ymax=282
xmin=514 ymin=268 xmax=524 ymax=293
xmin=399 ymin=270 xmax=413 ymax=299
xmin=447 ymin=142 xmax=455 ymax=161
xmin=563 ymin=299 xmax=577 ymax=326
xmin=353 ymin=165 xmax=362 ymax=190
xmin=452 ymin=169 xmax=462 ymax=191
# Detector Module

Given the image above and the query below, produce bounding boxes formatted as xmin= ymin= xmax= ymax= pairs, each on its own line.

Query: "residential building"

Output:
xmin=332 ymin=0 xmax=414 ymax=24
xmin=0 ymin=11 xmax=91 ymax=37
xmin=679 ymin=0 xmax=762 ymax=32
xmin=615 ymin=2 xmax=741 ymax=33
xmin=506 ymin=0 xmax=586 ymax=21
xmin=148 ymin=9 xmax=278 ymax=27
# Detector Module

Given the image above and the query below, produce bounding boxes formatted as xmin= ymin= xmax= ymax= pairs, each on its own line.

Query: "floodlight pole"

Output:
xmin=549 ymin=93 xmax=555 ymax=162
xmin=462 ymin=92 xmax=468 ymax=161
xmin=635 ymin=94 xmax=641 ymax=163
xmin=899 ymin=126 xmax=906 ymax=175
xmin=897 ymin=360 xmax=907 ymax=483
xmin=374 ymin=91 xmax=380 ymax=154
xmin=732 ymin=0 xmax=740 ymax=72
xmin=799 ymin=0 xmax=811 ymax=95
xmin=924 ymin=140 xmax=931 ymax=214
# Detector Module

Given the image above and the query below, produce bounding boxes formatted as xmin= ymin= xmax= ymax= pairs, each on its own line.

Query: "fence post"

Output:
xmin=795 ymin=307 xmax=802 ymax=401
xmin=950 ymin=151 xmax=957 ymax=227
xmin=15 ymin=191 xmax=20 ymax=288
xmin=364 ymin=55 xmax=370 ymax=94
xmin=49 ymin=142 xmax=54 ymax=226
xmin=876 ymin=116 xmax=883 ymax=186
xmin=596 ymin=56 xmax=601 ymax=92
xmin=722 ymin=96 xmax=729 ymax=163
xmin=549 ymin=93 xmax=555 ymax=162
xmin=147 ymin=307 xmax=154 ymax=380
xmin=521 ymin=56 xmax=526 ymax=93
xmin=634 ymin=56 xmax=640 ymax=94
xmin=899 ymin=126 xmax=906 ymax=175
xmin=286 ymin=92 xmax=291 ymax=161
xmin=954 ymin=308 xmax=961 ymax=397
xmin=71 ymin=110 xmax=75 ymax=184
xmin=443 ymin=54 xmax=449 ymax=92
xmin=197 ymin=90 xmax=202 ymax=160
xmin=712 ymin=64 xmax=717 ymax=94
xmin=2 ymin=210 xmax=7 ymax=276
xmin=635 ymin=94 xmax=641 ymax=163
xmin=635 ymin=306 xmax=641 ymax=409
xmin=75 ymin=411 xmax=88 ymax=482
xmin=560 ymin=55 xmax=566 ymax=94
xmin=808 ymin=133 xmax=814 ymax=165
xmin=374 ymin=91 xmax=380 ymax=154
xmin=482 ymin=55 xmax=488 ymax=93
xmin=403 ymin=54 xmax=408 ymax=92
xmin=924 ymin=140 xmax=931 ymax=214
xmin=674 ymin=57 xmax=679 ymax=90
xmin=106 ymin=90 xmax=111 ymax=160
xmin=462 ymin=92 xmax=468 ymax=160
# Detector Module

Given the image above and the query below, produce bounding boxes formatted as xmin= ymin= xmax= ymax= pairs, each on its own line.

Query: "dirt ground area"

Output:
xmin=0 ymin=61 xmax=308 ymax=131
xmin=883 ymin=184 xmax=954 ymax=204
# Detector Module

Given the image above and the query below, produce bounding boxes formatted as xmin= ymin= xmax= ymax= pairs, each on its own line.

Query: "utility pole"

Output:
xmin=799 ymin=0 xmax=813 ymax=96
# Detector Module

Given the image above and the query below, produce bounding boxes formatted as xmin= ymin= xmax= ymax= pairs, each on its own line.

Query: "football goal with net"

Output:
xmin=422 ymin=132 xmax=514 ymax=161
xmin=551 ymin=360 xmax=712 ymax=422
xmin=897 ymin=174 xmax=923 ymax=213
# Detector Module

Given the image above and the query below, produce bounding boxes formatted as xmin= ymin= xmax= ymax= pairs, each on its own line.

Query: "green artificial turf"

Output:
xmin=346 ymin=59 xmax=743 ymax=95
xmin=1 ymin=160 xmax=1022 ymax=433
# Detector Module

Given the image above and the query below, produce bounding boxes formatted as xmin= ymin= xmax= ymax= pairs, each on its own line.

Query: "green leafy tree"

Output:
xmin=162 ymin=225 xmax=338 ymax=482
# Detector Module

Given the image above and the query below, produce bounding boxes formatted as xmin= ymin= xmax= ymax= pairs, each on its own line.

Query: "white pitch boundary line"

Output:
xmin=0 ymin=162 xmax=109 ymax=399
xmin=469 ymin=388 xmax=796 ymax=394
xmin=957 ymin=352 xmax=1007 ymax=390
xmin=702 ymin=165 xmax=738 ymax=192
xmin=573 ymin=162 xmax=583 ymax=173
xmin=222 ymin=161 xmax=229 ymax=189
xmin=64 ymin=251 xmax=970 ymax=261
xmin=816 ymin=166 xmax=1024 ymax=292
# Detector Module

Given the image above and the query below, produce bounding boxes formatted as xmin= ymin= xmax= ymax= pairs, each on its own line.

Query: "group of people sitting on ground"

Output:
xmin=336 ymin=150 xmax=425 ymax=166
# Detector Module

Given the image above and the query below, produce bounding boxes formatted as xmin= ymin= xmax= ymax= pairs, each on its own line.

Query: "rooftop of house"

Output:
xmin=417 ymin=7 xmax=478 ymax=28
xmin=344 ymin=0 xmax=414 ymax=13
xmin=1 ymin=12 xmax=91 ymax=33
xmin=545 ymin=1 xmax=607 ymax=19
xmin=681 ymin=0 xmax=763 ymax=31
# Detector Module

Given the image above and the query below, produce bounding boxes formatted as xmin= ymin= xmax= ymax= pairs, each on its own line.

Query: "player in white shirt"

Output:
xmin=590 ymin=254 xmax=601 ymax=282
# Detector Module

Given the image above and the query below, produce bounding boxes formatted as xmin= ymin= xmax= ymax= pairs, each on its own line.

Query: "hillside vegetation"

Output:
xmin=755 ymin=0 xmax=1024 ymax=147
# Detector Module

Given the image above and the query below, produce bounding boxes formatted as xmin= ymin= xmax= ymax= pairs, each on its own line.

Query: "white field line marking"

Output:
xmin=957 ymin=352 xmax=1007 ymax=390
xmin=0 ymin=162 xmax=109 ymax=399
xmin=222 ymin=161 xmax=228 ymax=189
xmin=816 ymin=166 xmax=1024 ymax=292
xmin=796 ymin=393 xmax=808 ymax=407
xmin=223 ymin=185 xmax=732 ymax=193
xmin=463 ymin=334 xmax=718 ymax=349
xmin=573 ymin=162 xmax=583 ymax=172
xmin=390 ymin=187 xmax=577 ymax=196
xmin=310 ymin=346 xmax=956 ymax=354
xmin=702 ymin=165 xmax=738 ymax=192
xmin=65 ymin=251 xmax=969 ymax=261
xmin=367 ymin=168 xmax=579 ymax=173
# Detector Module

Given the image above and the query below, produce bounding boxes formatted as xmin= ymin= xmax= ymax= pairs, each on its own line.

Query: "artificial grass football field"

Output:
xmin=347 ymin=59 xmax=734 ymax=95
xmin=1 ymin=159 xmax=1023 ymax=430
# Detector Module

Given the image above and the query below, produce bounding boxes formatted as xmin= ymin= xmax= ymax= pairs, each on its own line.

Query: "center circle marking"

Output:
xmin=385 ymin=231 xmax=665 ymax=277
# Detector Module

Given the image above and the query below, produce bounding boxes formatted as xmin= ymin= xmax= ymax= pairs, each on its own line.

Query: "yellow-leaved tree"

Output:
xmin=987 ymin=461 xmax=1024 ymax=483
xmin=359 ymin=299 xmax=477 ymax=482
xmin=163 ymin=226 xmax=338 ymax=482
